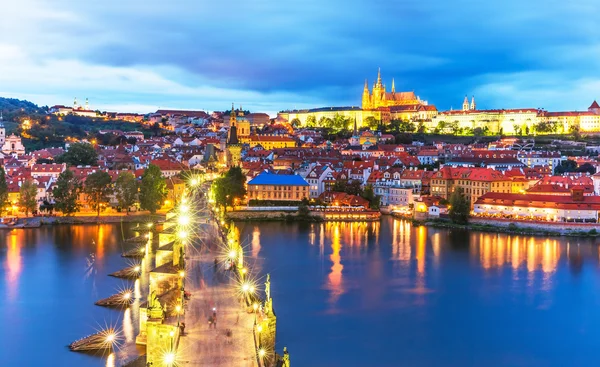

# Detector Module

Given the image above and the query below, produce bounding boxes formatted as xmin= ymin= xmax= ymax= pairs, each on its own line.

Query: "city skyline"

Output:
xmin=1 ymin=0 xmax=599 ymax=114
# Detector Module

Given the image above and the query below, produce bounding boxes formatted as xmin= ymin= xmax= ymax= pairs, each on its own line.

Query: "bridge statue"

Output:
xmin=265 ymin=273 xmax=271 ymax=301
xmin=283 ymin=347 xmax=290 ymax=367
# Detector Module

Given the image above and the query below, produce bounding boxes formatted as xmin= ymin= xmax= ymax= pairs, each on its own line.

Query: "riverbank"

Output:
xmin=415 ymin=218 xmax=600 ymax=237
xmin=226 ymin=210 xmax=323 ymax=222
xmin=0 ymin=213 xmax=166 ymax=229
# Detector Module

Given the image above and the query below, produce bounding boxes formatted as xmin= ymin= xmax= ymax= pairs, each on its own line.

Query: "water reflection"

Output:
xmin=326 ymin=224 xmax=344 ymax=311
xmin=251 ymin=226 xmax=261 ymax=258
xmin=6 ymin=230 xmax=22 ymax=301
xmin=475 ymin=234 xmax=560 ymax=273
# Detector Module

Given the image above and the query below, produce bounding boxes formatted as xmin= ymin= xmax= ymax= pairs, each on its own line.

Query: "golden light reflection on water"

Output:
xmin=105 ymin=352 xmax=115 ymax=367
xmin=96 ymin=225 xmax=106 ymax=261
xmin=326 ymin=225 xmax=344 ymax=309
xmin=476 ymin=234 xmax=560 ymax=273
xmin=391 ymin=220 xmax=411 ymax=262
xmin=6 ymin=230 xmax=22 ymax=301
xmin=251 ymin=226 xmax=261 ymax=258
xmin=123 ymin=308 xmax=134 ymax=343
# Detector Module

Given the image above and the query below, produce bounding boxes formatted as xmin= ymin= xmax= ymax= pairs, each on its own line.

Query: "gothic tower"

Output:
xmin=470 ymin=96 xmax=476 ymax=111
xmin=462 ymin=95 xmax=469 ymax=111
xmin=372 ymin=68 xmax=385 ymax=103
xmin=227 ymin=103 xmax=242 ymax=168
xmin=362 ymin=80 xmax=371 ymax=109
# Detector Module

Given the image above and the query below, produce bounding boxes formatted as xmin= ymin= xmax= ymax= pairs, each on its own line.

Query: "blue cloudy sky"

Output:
xmin=1 ymin=0 xmax=599 ymax=115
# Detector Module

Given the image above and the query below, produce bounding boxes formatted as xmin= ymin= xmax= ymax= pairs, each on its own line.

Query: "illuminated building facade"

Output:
xmin=362 ymin=68 xmax=427 ymax=109
xmin=247 ymin=173 xmax=309 ymax=201
xmin=226 ymin=105 xmax=242 ymax=168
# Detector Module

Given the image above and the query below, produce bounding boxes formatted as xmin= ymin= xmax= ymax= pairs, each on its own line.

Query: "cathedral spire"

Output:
xmin=462 ymin=95 xmax=469 ymax=111
xmin=363 ymin=79 xmax=369 ymax=92
xmin=470 ymin=96 xmax=476 ymax=110
xmin=377 ymin=68 xmax=382 ymax=86
xmin=391 ymin=78 xmax=395 ymax=93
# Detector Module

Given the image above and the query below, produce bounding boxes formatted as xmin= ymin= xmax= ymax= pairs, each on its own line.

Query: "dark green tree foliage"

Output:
xmin=53 ymin=169 xmax=81 ymax=215
xmin=361 ymin=184 xmax=380 ymax=210
xmin=84 ymin=171 xmax=112 ymax=216
xmin=577 ymin=163 xmax=596 ymax=175
xmin=449 ymin=187 xmax=470 ymax=224
xmin=56 ymin=142 xmax=98 ymax=166
xmin=0 ymin=167 xmax=8 ymax=214
xmin=114 ymin=172 xmax=138 ymax=213
xmin=139 ymin=164 xmax=167 ymax=214
xmin=554 ymin=159 xmax=578 ymax=174
xmin=19 ymin=178 xmax=38 ymax=216
xmin=212 ymin=167 xmax=247 ymax=210
xmin=365 ymin=116 xmax=379 ymax=130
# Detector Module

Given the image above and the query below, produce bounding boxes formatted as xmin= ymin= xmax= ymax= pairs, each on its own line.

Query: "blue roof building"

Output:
xmin=248 ymin=173 xmax=309 ymax=186
xmin=247 ymin=173 xmax=309 ymax=201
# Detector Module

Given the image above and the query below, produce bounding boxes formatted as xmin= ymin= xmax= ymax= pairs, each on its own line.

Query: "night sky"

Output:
xmin=1 ymin=0 xmax=599 ymax=114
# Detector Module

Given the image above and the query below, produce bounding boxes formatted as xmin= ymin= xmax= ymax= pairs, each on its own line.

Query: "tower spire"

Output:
xmin=470 ymin=96 xmax=476 ymax=110
xmin=462 ymin=95 xmax=469 ymax=111
xmin=377 ymin=67 xmax=382 ymax=86
xmin=391 ymin=78 xmax=395 ymax=93
xmin=363 ymin=79 xmax=369 ymax=92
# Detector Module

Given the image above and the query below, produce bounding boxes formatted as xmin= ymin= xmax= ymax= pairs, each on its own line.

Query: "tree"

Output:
xmin=84 ymin=171 xmax=112 ymax=216
xmin=53 ymin=169 xmax=81 ymax=215
xmin=577 ymin=163 xmax=597 ymax=175
xmin=0 ymin=167 xmax=8 ymax=215
xmin=306 ymin=115 xmax=317 ymax=128
xmin=290 ymin=118 xmax=301 ymax=128
xmin=114 ymin=172 xmax=138 ymax=214
xmin=318 ymin=116 xmax=334 ymax=129
xmin=365 ymin=116 xmax=379 ymax=130
xmin=19 ymin=179 xmax=38 ymax=216
xmin=56 ymin=142 xmax=98 ymax=166
xmin=554 ymin=159 xmax=578 ymax=174
xmin=212 ymin=166 xmax=247 ymax=210
xmin=139 ymin=164 xmax=168 ymax=214
xmin=449 ymin=187 xmax=470 ymax=224
xmin=361 ymin=184 xmax=380 ymax=210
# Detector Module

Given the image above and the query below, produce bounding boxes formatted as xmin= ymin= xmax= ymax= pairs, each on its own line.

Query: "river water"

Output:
xmin=234 ymin=217 xmax=600 ymax=367
xmin=0 ymin=223 xmax=143 ymax=366
xmin=1 ymin=219 xmax=600 ymax=366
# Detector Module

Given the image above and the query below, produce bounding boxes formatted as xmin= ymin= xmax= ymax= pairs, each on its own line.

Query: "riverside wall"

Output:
xmin=469 ymin=218 xmax=600 ymax=235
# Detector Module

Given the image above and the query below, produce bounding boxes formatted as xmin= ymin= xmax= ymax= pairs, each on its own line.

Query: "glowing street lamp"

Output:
xmin=178 ymin=215 xmax=190 ymax=226
xmin=164 ymin=351 xmax=176 ymax=366
xmin=178 ymin=231 xmax=188 ymax=240
xmin=134 ymin=265 xmax=141 ymax=272
xmin=179 ymin=270 xmax=185 ymax=278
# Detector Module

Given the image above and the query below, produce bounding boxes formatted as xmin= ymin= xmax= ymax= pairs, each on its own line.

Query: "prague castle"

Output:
xmin=278 ymin=69 xmax=600 ymax=134
xmin=361 ymin=68 xmax=427 ymax=109
xmin=279 ymin=69 xmax=435 ymax=127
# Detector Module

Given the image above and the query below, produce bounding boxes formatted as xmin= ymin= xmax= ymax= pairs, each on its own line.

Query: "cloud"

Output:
xmin=1 ymin=0 xmax=599 ymax=113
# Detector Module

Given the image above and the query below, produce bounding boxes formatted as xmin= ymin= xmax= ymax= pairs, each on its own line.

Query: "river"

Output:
xmin=1 ymin=219 xmax=600 ymax=366
xmin=234 ymin=217 xmax=600 ymax=367
xmin=0 ymin=223 xmax=143 ymax=366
